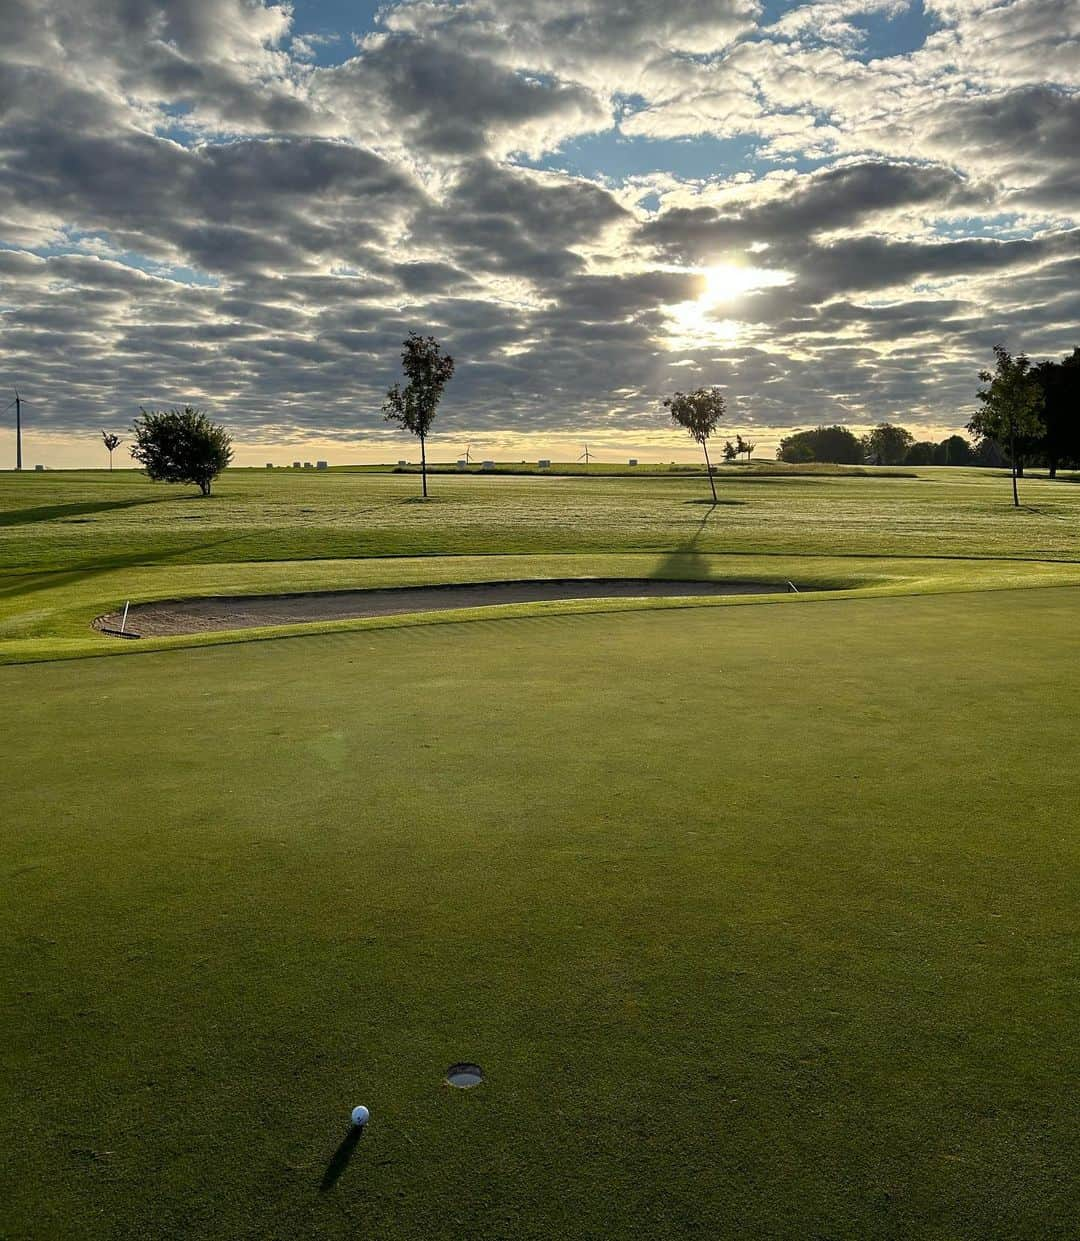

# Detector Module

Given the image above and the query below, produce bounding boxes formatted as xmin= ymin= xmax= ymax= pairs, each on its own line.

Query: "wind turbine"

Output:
xmin=462 ymin=443 xmax=472 ymax=464
xmin=578 ymin=445 xmax=592 ymax=466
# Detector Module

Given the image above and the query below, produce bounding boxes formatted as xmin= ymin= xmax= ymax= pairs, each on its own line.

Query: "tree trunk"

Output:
xmin=1049 ymin=462 xmax=1058 ymax=479
xmin=702 ymin=439 xmax=717 ymax=503
xmin=420 ymin=433 xmax=428 ymax=498
xmin=201 ymin=480 xmax=211 ymax=497
xmin=1010 ymin=425 xmax=1019 ymax=507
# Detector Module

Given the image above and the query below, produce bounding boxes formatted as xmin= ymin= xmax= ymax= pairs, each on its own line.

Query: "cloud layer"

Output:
xmin=1 ymin=0 xmax=1077 ymax=457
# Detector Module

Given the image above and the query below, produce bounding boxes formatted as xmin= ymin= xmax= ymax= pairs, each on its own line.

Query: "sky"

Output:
xmin=1 ymin=0 xmax=1078 ymax=467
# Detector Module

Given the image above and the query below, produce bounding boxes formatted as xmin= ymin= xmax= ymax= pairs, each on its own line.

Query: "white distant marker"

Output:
xmin=350 ymin=1105 xmax=370 ymax=1128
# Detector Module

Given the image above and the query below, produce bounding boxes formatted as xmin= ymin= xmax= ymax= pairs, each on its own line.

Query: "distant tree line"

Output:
xmin=775 ymin=346 xmax=1079 ymax=474
xmin=777 ymin=422 xmax=1005 ymax=468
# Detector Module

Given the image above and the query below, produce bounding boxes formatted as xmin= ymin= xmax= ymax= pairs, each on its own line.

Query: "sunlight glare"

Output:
xmin=664 ymin=262 xmax=792 ymax=348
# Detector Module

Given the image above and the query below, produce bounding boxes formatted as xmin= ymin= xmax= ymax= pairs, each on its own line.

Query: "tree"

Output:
xmin=905 ymin=440 xmax=937 ymax=466
xmin=101 ymin=430 xmax=122 ymax=471
xmin=967 ymin=345 xmax=1045 ymax=506
xmin=863 ymin=422 xmax=914 ymax=465
xmin=1031 ymin=348 xmax=1080 ymax=478
xmin=972 ymin=436 xmax=1006 ymax=468
xmin=736 ymin=433 xmax=756 ymax=463
xmin=129 ymin=406 xmax=232 ymax=496
xmin=722 ymin=439 xmax=738 ymax=463
xmin=663 ymin=387 xmax=726 ymax=502
xmin=383 ymin=332 xmax=455 ymax=498
xmin=777 ymin=425 xmax=864 ymax=464
xmin=933 ymin=434 xmax=975 ymax=466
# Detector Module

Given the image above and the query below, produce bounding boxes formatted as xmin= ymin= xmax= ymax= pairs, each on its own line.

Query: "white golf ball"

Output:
xmin=350 ymin=1105 xmax=370 ymax=1128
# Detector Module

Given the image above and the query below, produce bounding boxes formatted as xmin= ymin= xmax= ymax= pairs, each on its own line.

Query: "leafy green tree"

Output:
xmin=101 ymin=431 xmax=121 ymax=471
xmin=383 ymin=332 xmax=455 ymax=499
xmin=905 ymin=440 xmax=937 ymax=465
xmin=777 ymin=425 xmax=864 ymax=464
xmin=663 ymin=387 xmax=726 ymax=502
xmin=722 ymin=439 xmax=738 ymax=463
xmin=933 ymin=435 xmax=975 ymax=466
xmin=129 ymin=407 xmax=232 ymax=496
xmin=863 ymin=423 xmax=914 ymax=465
xmin=967 ymin=345 xmax=1045 ymax=506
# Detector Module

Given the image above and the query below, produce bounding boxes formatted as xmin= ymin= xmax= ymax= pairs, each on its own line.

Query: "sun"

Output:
xmin=701 ymin=262 xmax=775 ymax=300
xmin=664 ymin=261 xmax=792 ymax=348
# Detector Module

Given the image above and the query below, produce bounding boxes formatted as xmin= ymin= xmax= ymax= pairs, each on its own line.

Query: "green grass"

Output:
xmin=4 ymin=592 xmax=1080 ymax=1239
xmin=2 ymin=464 xmax=1080 ymax=1238
xmin=5 ymin=465 xmax=1080 ymax=579
xmin=2 ymin=465 xmax=1080 ymax=663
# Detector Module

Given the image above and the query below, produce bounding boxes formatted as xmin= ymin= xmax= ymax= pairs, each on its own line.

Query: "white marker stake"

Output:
xmin=120 ymin=601 xmax=130 ymax=634
xmin=786 ymin=580 xmax=799 ymax=593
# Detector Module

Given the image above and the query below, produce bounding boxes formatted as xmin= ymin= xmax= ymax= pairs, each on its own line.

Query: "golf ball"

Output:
xmin=351 ymin=1105 xmax=370 ymax=1128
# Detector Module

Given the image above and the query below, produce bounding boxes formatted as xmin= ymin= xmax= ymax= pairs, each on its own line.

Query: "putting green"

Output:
xmin=3 ymin=587 xmax=1080 ymax=1239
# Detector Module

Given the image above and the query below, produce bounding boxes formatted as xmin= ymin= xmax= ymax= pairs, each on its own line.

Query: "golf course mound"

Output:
xmin=92 ymin=577 xmax=805 ymax=637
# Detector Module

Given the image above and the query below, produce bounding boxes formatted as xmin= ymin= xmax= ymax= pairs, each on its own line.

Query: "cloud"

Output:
xmin=640 ymin=161 xmax=988 ymax=259
xmin=923 ymin=87 xmax=1080 ymax=209
xmin=382 ymin=0 xmax=759 ymax=87
xmin=316 ymin=35 xmax=611 ymax=158
xmin=0 ymin=0 xmax=1077 ymax=455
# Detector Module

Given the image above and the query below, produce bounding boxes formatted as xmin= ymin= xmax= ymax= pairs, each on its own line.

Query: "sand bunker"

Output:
xmin=93 ymin=578 xmax=799 ymax=638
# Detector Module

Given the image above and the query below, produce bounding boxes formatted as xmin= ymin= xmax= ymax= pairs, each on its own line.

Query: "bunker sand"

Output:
xmin=93 ymin=577 xmax=796 ymax=637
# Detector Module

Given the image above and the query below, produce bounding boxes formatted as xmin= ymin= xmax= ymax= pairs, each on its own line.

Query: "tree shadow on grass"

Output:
xmin=0 ymin=535 xmax=241 ymax=602
xmin=1019 ymin=505 xmax=1071 ymax=522
xmin=0 ymin=495 xmax=181 ymax=529
xmin=653 ymin=500 xmax=726 ymax=581
xmin=319 ymin=1126 xmax=364 ymax=1193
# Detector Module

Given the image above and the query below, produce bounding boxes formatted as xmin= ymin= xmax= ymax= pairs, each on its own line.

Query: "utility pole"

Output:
xmin=6 ymin=391 xmax=21 ymax=470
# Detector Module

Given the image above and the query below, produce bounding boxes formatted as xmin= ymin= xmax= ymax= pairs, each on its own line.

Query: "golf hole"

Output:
xmin=445 ymin=1062 xmax=484 ymax=1089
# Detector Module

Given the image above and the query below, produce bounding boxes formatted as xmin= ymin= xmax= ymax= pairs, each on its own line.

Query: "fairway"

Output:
xmin=2 ymin=466 xmax=1080 ymax=1239
xmin=3 ymin=464 xmax=1080 ymax=664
